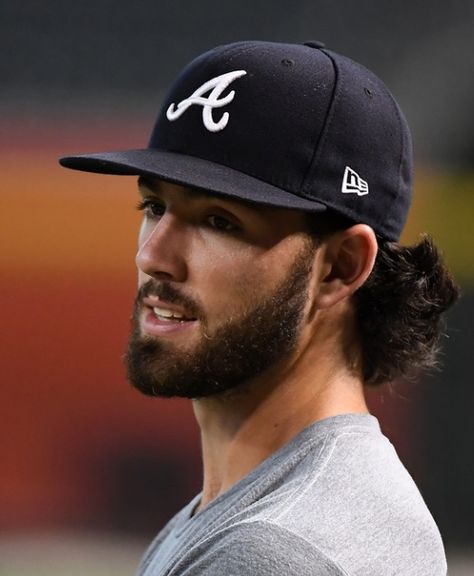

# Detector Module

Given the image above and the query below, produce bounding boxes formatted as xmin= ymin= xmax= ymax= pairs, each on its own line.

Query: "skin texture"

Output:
xmin=132 ymin=178 xmax=378 ymax=509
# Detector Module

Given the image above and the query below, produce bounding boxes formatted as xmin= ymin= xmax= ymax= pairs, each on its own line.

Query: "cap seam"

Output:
xmin=376 ymin=84 xmax=405 ymax=241
xmin=298 ymin=48 xmax=340 ymax=197
xmin=392 ymin=93 xmax=407 ymax=238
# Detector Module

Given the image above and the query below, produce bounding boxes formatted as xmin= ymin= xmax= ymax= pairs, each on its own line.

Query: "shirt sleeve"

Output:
xmin=169 ymin=520 xmax=349 ymax=576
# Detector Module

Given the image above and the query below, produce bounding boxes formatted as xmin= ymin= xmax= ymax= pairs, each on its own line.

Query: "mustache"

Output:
xmin=137 ymin=279 xmax=203 ymax=319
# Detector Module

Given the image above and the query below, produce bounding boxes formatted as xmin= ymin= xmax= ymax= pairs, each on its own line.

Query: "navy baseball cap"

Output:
xmin=60 ymin=40 xmax=413 ymax=241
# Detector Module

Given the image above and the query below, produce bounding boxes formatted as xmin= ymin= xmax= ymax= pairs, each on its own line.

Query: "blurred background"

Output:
xmin=1 ymin=1 xmax=473 ymax=574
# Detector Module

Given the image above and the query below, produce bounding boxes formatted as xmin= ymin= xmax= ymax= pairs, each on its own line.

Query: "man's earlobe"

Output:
xmin=316 ymin=225 xmax=378 ymax=309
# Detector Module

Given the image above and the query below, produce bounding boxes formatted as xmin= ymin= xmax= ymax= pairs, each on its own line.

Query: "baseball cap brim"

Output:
xmin=59 ymin=148 xmax=329 ymax=213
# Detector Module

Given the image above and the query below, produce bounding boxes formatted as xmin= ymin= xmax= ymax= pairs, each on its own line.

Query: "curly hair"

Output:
xmin=307 ymin=214 xmax=460 ymax=386
xmin=355 ymin=235 xmax=460 ymax=385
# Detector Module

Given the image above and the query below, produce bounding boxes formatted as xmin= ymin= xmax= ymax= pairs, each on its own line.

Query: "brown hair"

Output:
xmin=355 ymin=235 xmax=459 ymax=385
xmin=307 ymin=214 xmax=460 ymax=386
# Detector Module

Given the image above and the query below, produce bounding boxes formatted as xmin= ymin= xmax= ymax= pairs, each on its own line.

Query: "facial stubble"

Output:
xmin=126 ymin=242 xmax=315 ymax=399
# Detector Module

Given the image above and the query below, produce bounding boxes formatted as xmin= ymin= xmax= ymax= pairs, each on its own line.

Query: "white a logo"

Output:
xmin=341 ymin=166 xmax=369 ymax=196
xmin=166 ymin=70 xmax=247 ymax=133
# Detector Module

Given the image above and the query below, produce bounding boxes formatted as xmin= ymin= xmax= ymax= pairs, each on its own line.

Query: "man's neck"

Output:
xmin=192 ymin=327 xmax=368 ymax=511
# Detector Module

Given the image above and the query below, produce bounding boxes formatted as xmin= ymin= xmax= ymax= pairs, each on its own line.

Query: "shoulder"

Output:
xmin=272 ymin=422 xmax=447 ymax=575
xmin=172 ymin=520 xmax=348 ymax=576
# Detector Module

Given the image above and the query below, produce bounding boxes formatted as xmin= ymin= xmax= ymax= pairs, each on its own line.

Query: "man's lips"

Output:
xmin=140 ymin=296 xmax=198 ymax=336
xmin=142 ymin=296 xmax=197 ymax=321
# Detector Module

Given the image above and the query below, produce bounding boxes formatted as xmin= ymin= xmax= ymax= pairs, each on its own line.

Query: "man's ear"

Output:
xmin=316 ymin=224 xmax=378 ymax=309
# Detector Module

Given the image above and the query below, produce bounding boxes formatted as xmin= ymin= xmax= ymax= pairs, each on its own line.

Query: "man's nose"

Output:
xmin=135 ymin=214 xmax=188 ymax=282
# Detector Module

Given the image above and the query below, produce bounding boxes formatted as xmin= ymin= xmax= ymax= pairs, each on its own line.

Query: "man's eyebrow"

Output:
xmin=137 ymin=176 xmax=210 ymax=201
xmin=137 ymin=176 xmax=265 ymax=210
xmin=136 ymin=176 xmax=274 ymax=218
xmin=137 ymin=176 xmax=161 ymax=196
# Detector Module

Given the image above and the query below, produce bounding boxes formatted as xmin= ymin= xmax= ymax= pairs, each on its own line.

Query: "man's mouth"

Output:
xmin=139 ymin=294 xmax=199 ymax=336
xmin=152 ymin=306 xmax=195 ymax=322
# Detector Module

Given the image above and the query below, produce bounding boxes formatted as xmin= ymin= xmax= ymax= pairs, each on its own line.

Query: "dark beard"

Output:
xmin=125 ymin=243 xmax=314 ymax=399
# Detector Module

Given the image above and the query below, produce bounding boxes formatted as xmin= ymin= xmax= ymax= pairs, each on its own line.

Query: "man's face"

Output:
xmin=126 ymin=178 xmax=317 ymax=399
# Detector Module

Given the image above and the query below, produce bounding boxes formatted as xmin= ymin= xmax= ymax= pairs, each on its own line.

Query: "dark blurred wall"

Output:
xmin=424 ymin=296 xmax=474 ymax=547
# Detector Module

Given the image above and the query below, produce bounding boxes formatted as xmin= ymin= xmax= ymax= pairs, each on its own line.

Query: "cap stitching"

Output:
xmin=392 ymin=93 xmax=408 ymax=238
xmin=299 ymin=48 xmax=340 ymax=197
xmin=375 ymin=83 xmax=406 ymax=240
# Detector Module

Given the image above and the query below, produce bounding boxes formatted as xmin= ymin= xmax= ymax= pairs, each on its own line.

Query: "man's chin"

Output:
xmin=125 ymin=342 xmax=246 ymax=399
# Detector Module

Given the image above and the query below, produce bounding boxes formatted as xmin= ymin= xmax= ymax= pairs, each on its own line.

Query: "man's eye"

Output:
xmin=136 ymin=199 xmax=165 ymax=218
xmin=207 ymin=215 xmax=238 ymax=232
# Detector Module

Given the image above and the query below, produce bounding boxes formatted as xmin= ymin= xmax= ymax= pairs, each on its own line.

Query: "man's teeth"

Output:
xmin=153 ymin=306 xmax=185 ymax=320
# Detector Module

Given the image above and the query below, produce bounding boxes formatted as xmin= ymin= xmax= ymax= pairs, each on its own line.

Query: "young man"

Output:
xmin=60 ymin=41 xmax=458 ymax=575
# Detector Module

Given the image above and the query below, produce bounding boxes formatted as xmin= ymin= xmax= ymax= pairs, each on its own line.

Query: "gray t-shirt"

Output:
xmin=137 ymin=414 xmax=447 ymax=575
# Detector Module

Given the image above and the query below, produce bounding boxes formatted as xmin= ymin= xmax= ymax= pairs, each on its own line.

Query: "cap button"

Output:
xmin=303 ymin=40 xmax=326 ymax=49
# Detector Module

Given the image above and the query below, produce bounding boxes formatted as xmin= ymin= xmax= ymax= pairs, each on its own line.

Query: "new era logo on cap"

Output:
xmin=341 ymin=166 xmax=369 ymax=196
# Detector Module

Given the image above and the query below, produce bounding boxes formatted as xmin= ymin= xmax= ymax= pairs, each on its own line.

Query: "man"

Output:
xmin=60 ymin=41 xmax=458 ymax=575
